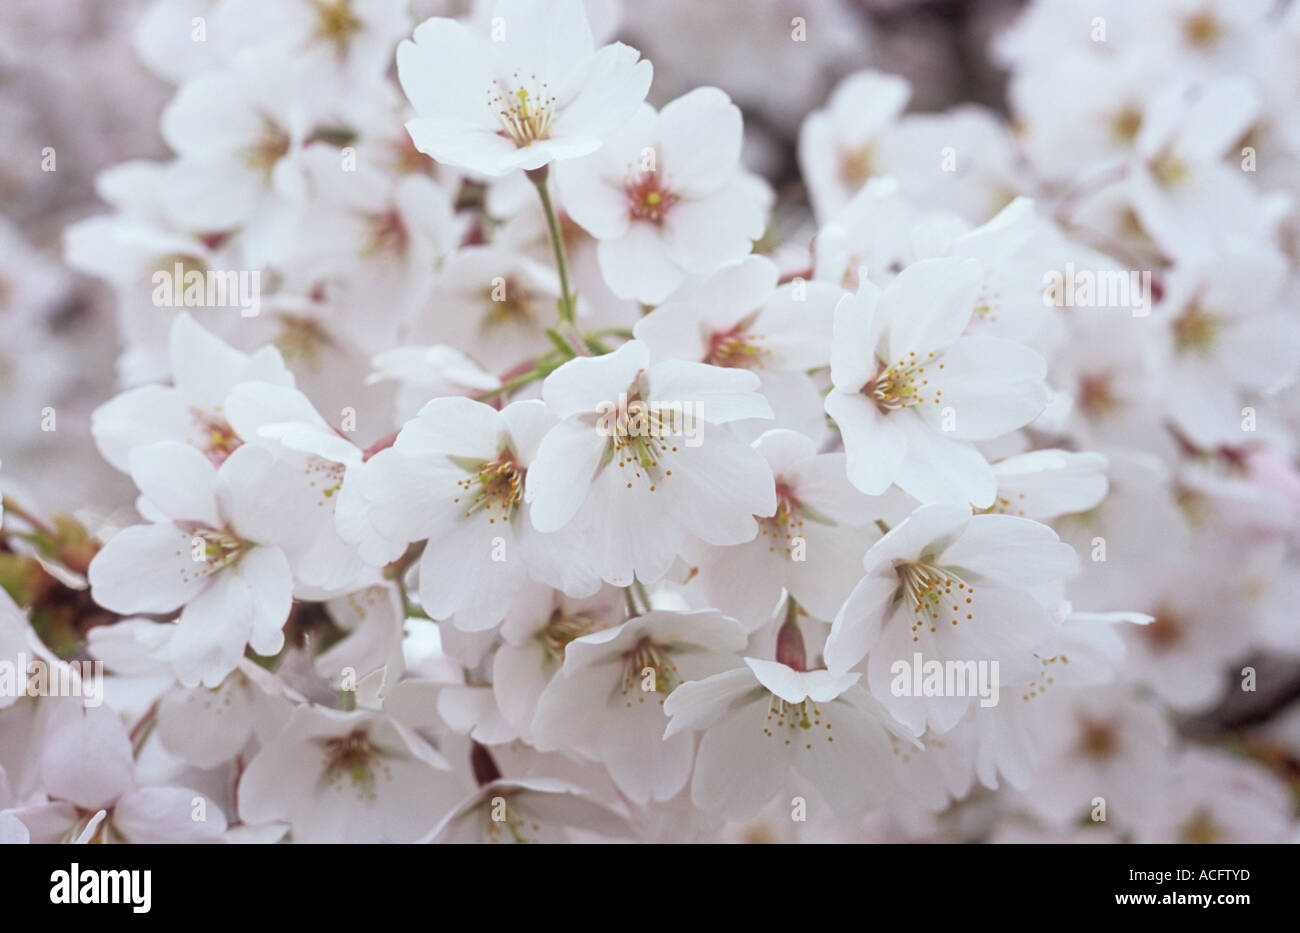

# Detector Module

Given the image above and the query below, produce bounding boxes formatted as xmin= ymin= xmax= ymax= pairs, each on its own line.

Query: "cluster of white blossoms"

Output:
xmin=1 ymin=0 xmax=1298 ymax=844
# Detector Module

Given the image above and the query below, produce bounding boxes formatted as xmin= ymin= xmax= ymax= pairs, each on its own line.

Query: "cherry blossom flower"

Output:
xmin=396 ymin=0 xmax=652 ymax=176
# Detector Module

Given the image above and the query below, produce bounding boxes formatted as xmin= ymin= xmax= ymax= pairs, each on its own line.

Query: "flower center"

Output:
xmin=625 ymin=170 xmax=677 ymax=224
xmin=862 ymin=350 xmax=941 ymax=413
xmin=1171 ymin=302 xmax=1221 ymax=355
xmin=762 ymin=695 xmax=836 ymax=749
xmin=758 ymin=482 xmax=804 ymax=555
xmin=896 ymin=561 xmax=975 ymax=641
xmin=313 ymin=0 xmax=363 ymax=52
xmin=453 ymin=455 xmax=524 ymax=524
xmin=321 ymin=728 xmax=383 ymax=797
xmin=1077 ymin=717 xmax=1119 ymax=760
xmin=621 ymin=637 xmax=677 ymax=700
xmin=838 ymin=143 xmax=874 ymax=189
xmin=539 ymin=611 xmax=600 ymax=663
xmin=490 ymin=74 xmax=556 ymax=149
xmin=274 ymin=316 xmax=333 ymax=371
xmin=363 ymin=209 xmax=408 ymax=257
xmin=482 ymin=794 xmax=540 ymax=844
xmin=1077 ymin=372 xmax=1119 ymax=416
xmin=1142 ymin=611 xmax=1184 ymax=652
xmin=1179 ymin=808 xmax=1223 ymax=844
xmin=1110 ymin=106 xmax=1143 ymax=144
xmin=244 ymin=122 xmax=291 ymax=179
xmin=704 ymin=326 xmax=767 ymax=369
xmin=482 ymin=277 xmax=538 ymax=329
xmin=180 ymin=528 xmax=250 ymax=584
xmin=1182 ymin=11 xmax=1222 ymax=48
xmin=190 ymin=408 xmax=242 ymax=465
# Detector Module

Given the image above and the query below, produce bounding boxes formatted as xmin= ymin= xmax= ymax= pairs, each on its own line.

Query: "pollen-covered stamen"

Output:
xmin=275 ymin=315 xmax=335 ymax=371
xmin=481 ymin=277 xmax=539 ymax=329
xmin=896 ymin=560 xmax=976 ymax=642
xmin=970 ymin=283 xmax=1001 ymax=325
xmin=189 ymin=408 xmax=242 ymax=466
xmin=1077 ymin=372 xmax=1120 ymax=416
xmin=606 ymin=396 xmax=684 ymax=493
xmin=489 ymin=73 xmax=556 ymax=149
xmin=986 ymin=491 xmax=1029 ymax=517
xmin=1171 ymin=301 xmax=1221 ymax=355
xmin=1141 ymin=610 xmax=1185 ymax=652
xmin=1110 ymin=105 xmax=1143 ymax=144
xmin=838 ymin=143 xmax=874 ymax=188
xmin=313 ymin=0 xmax=363 ymax=53
xmin=759 ymin=482 xmax=804 ymax=555
xmin=178 ymin=527 xmax=250 ymax=584
xmin=320 ymin=728 xmax=388 ymax=799
xmin=363 ymin=208 xmax=408 ymax=257
xmin=762 ymin=695 xmax=835 ymax=747
xmin=306 ymin=459 xmax=346 ymax=506
xmin=621 ymin=637 xmax=678 ymax=703
xmin=244 ymin=121 xmax=291 ymax=179
xmin=1179 ymin=808 xmax=1223 ymax=844
xmin=1076 ymin=716 xmax=1119 ymax=760
xmin=1150 ymin=149 xmax=1189 ymax=188
xmin=453 ymin=455 xmax=524 ymax=524
xmin=481 ymin=793 xmax=541 ymax=844
xmin=539 ymin=611 xmax=600 ymax=663
xmin=624 ymin=169 xmax=678 ymax=225
xmin=704 ymin=325 xmax=768 ymax=369
xmin=862 ymin=350 xmax=943 ymax=413
xmin=1182 ymin=10 xmax=1222 ymax=48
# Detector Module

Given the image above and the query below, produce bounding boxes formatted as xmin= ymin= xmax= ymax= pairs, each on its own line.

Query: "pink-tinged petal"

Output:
xmin=41 ymin=703 xmax=134 ymax=811
xmin=91 ymin=385 xmax=192 ymax=473
xmin=494 ymin=0 xmax=595 ymax=87
xmin=163 ymin=157 xmax=264 ymax=231
xmin=746 ymin=658 xmax=859 ymax=704
xmin=127 ymin=442 xmax=220 ymax=526
xmin=662 ymin=183 xmax=766 ymax=274
xmin=113 ymin=787 xmax=227 ymax=843
xmin=416 ymin=516 xmax=526 ymax=624
xmin=828 ymin=281 xmax=884 ymax=392
xmin=397 ymin=19 xmax=496 ymax=127
xmin=540 ymin=338 xmax=649 ymax=418
xmin=941 ymin=514 xmax=1078 ymax=587
xmin=555 ymin=170 xmax=630 ymax=240
xmin=172 ymin=546 xmax=292 ymax=687
xmin=658 ymin=87 xmax=742 ymax=194
xmin=400 ymin=396 xmax=504 ymax=460
xmin=160 ymin=70 xmax=260 ymax=156
xmin=88 ymin=523 xmax=210 ymax=614
xmin=554 ymin=43 xmax=652 ymax=142
xmin=922 ymin=336 xmax=1048 ymax=440
xmin=893 ymin=414 xmax=996 ymax=507
xmin=826 ymin=391 xmax=905 ymax=496
xmin=662 ymin=667 xmax=756 ymax=738
xmin=597 ymin=224 xmax=683 ymax=303
xmin=666 ymin=433 xmax=776 ymax=545
xmin=825 ymin=571 xmax=899 ymax=672
xmin=646 ymin=360 xmax=772 ymax=423
xmin=883 ymin=257 xmax=984 ymax=361
xmin=525 ymin=420 xmax=606 ymax=533
xmin=691 ymin=697 xmax=789 ymax=819
xmin=798 ymin=701 xmax=894 ymax=814
xmin=862 ymin=503 xmax=971 ymax=575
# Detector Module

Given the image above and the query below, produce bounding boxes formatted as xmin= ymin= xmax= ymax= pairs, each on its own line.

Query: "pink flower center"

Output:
xmin=625 ymin=171 xmax=677 ymax=225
